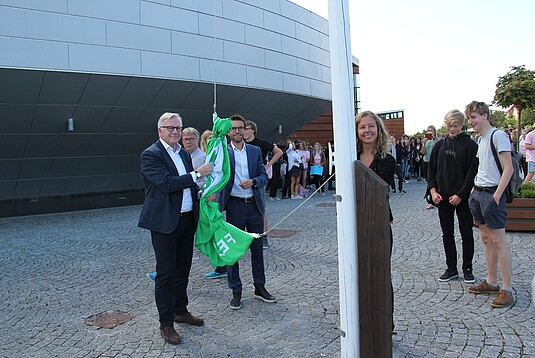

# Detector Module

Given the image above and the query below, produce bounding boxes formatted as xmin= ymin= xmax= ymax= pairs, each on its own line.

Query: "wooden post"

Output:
xmin=355 ymin=160 xmax=393 ymax=358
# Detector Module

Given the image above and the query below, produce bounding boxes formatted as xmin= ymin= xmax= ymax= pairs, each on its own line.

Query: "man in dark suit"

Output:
xmin=138 ymin=112 xmax=213 ymax=345
xmin=218 ymin=114 xmax=276 ymax=310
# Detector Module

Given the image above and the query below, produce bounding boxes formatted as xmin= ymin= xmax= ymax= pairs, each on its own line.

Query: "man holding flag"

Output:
xmin=219 ymin=114 xmax=276 ymax=310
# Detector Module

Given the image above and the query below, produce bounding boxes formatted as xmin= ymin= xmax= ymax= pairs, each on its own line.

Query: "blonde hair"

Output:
xmin=355 ymin=110 xmax=390 ymax=156
xmin=444 ymin=109 xmax=466 ymax=127
xmin=200 ymin=130 xmax=214 ymax=152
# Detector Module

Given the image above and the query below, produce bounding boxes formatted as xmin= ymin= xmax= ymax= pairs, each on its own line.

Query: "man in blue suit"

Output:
xmin=138 ymin=112 xmax=213 ymax=345
xmin=218 ymin=114 xmax=276 ymax=310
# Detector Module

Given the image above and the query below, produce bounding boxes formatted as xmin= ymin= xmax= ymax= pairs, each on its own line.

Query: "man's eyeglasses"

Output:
xmin=231 ymin=126 xmax=244 ymax=132
xmin=160 ymin=126 xmax=182 ymax=132
xmin=182 ymin=137 xmax=198 ymax=142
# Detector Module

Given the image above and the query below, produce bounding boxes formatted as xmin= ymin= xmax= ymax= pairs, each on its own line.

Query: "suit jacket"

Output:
xmin=219 ymin=143 xmax=268 ymax=215
xmin=138 ymin=140 xmax=199 ymax=234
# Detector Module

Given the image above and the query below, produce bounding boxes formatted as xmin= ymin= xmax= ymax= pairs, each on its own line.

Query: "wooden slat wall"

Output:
xmin=288 ymin=110 xmax=405 ymax=146
xmin=356 ymin=160 xmax=393 ymax=358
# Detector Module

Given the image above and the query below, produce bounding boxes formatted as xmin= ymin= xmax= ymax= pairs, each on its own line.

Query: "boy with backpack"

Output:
xmin=465 ymin=101 xmax=515 ymax=308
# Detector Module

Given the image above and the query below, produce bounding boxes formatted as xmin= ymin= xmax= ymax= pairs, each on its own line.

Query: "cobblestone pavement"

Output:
xmin=1 ymin=180 xmax=534 ymax=357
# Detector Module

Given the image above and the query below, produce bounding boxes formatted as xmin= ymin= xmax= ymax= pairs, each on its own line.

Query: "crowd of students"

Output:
xmin=262 ymin=140 xmax=335 ymax=200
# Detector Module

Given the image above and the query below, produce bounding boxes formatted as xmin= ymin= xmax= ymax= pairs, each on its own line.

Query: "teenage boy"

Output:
xmin=427 ymin=110 xmax=478 ymax=283
xmin=465 ymin=101 xmax=515 ymax=309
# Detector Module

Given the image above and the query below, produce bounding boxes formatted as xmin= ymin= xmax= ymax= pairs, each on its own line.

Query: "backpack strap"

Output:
xmin=489 ymin=129 xmax=504 ymax=175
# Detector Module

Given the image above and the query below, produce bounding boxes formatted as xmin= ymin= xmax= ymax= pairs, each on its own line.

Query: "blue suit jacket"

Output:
xmin=138 ymin=140 xmax=198 ymax=234
xmin=219 ymin=143 xmax=268 ymax=214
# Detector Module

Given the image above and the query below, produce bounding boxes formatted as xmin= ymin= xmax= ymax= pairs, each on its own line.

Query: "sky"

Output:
xmin=290 ymin=0 xmax=535 ymax=134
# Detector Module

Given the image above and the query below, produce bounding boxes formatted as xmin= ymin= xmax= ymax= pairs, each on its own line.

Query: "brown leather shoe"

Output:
xmin=174 ymin=311 xmax=204 ymax=326
xmin=160 ymin=326 xmax=181 ymax=345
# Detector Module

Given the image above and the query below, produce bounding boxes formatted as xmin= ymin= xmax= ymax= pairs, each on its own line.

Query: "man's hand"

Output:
xmin=197 ymin=163 xmax=213 ymax=177
xmin=239 ymin=179 xmax=254 ymax=190
xmin=205 ymin=194 xmax=216 ymax=202
xmin=431 ymin=191 xmax=443 ymax=205
xmin=448 ymin=195 xmax=461 ymax=206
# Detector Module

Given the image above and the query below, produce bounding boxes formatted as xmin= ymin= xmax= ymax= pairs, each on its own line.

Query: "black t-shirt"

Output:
xmin=247 ymin=137 xmax=275 ymax=164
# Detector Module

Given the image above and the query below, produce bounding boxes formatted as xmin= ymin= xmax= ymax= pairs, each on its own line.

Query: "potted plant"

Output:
xmin=506 ymin=182 xmax=535 ymax=232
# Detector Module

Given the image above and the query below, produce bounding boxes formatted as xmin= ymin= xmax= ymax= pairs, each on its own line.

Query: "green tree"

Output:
xmin=489 ymin=110 xmax=508 ymax=128
xmin=494 ymin=65 xmax=535 ymax=146
xmin=521 ymin=107 xmax=535 ymax=128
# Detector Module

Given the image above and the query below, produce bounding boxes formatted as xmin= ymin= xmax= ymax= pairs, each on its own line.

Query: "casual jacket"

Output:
xmin=427 ymin=133 xmax=479 ymax=201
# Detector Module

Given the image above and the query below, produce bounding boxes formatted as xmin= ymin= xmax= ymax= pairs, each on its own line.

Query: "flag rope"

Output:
xmin=212 ymin=0 xmax=218 ymax=117
xmin=262 ymin=172 xmax=336 ymax=236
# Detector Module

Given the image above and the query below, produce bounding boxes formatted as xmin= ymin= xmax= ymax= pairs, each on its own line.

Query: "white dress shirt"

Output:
xmin=230 ymin=142 xmax=253 ymax=198
xmin=159 ymin=139 xmax=194 ymax=212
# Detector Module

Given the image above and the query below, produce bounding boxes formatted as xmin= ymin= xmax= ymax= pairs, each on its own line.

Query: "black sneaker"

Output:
xmin=262 ymin=236 xmax=269 ymax=249
xmin=438 ymin=269 xmax=459 ymax=282
xmin=229 ymin=292 xmax=242 ymax=310
xmin=463 ymin=270 xmax=475 ymax=283
xmin=254 ymin=285 xmax=277 ymax=303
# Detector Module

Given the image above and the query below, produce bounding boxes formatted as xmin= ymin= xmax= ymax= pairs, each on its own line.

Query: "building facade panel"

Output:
xmin=140 ymin=2 xmax=197 ymax=33
xmin=141 ymin=51 xmax=200 ymax=81
xmin=246 ymin=67 xmax=283 ymax=91
xmin=224 ymin=41 xmax=265 ymax=68
xmin=0 ymin=6 xmax=25 ymax=36
xmin=283 ymin=73 xmax=310 ymax=95
xmin=26 ymin=11 xmax=106 ymax=45
xmin=223 ymin=0 xmax=264 ymax=28
xmin=107 ymin=22 xmax=172 ymax=53
xmin=244 ymin=0 xmax=280 ymax=14
xmin=263 ymin=11 xmax=295 ymax=37
xmin=310 ymin=78 xmax=332 ymax=99
xmin=0 ymin=0 xmax=68 ymax=13
xmin=279 ymin=1 xmax=308 ymax=25
xmin=265 ymin=50 xmax=297 ymax=74
xmin=199 ymin=59 xmax=247 ymax=86
xmin=295 ymin=22 xmax=320 ymax=47
xmin=68 ymin=0 xmax=140 ymax=23
xmin=281 ymin=35 xmax=309 ymax=61
xmin=171 ymin=32 xmax=224 ymax=60
xmin=307 ymin=11 xmax=329 ymax=35
xmin=309 ymin=45 xmax=330 ymax=67
xmin=69 ymin=44 xmax=141 ymax=75
xmin=170 ymin=0 xmax=221 ymax=15
xmin=0 ymin=37 xmax=69 ymax=69
xmin=198 ymin=13 xmax=246 ymax=44
xmin=245 ymin=25 xmax=281 ymax=52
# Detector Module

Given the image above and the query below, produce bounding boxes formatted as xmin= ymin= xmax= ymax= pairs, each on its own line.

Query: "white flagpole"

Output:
xmin=327 ymin=0 xmax=359 ymax=356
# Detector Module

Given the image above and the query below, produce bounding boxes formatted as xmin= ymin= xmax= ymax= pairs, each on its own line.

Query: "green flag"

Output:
xmin=195 ymin=116 xmax=257 ymax=267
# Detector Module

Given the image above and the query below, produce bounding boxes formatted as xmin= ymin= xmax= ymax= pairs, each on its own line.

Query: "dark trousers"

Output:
xmin=391 ymin=163 xmax=403 ymax=191
xmin=225 ymin=198 xmax=265 ymax=293
xmin=422 ymin=161 xmax=429 ymax=181
xmin=413 ymin=160 xmax=422 ymax=178
xmin=151 ymin=212 xmax=195 ymax=327
xmin=268 ymin=163 xmax=280 ymax=198
xmin=312 ymin=174 xmax=325 ymax=193
xmin=437 ymin=199 xmax=474 ymax=272
xmin=281 ymin=172 xmax=291 ymax=198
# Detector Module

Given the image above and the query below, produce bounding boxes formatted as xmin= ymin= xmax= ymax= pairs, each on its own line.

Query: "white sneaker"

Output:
xmin=269 ymin=197 xmax=274 ymax=202
xmin=291 ymin=195 xmax=297 ymax=199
